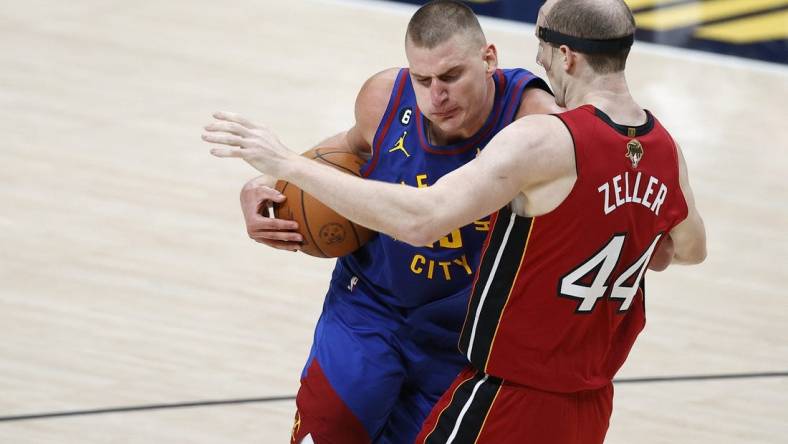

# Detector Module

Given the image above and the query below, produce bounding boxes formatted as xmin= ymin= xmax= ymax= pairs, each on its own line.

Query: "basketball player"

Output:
xmin=205 ymin=0 xmax=708 ymax=441
xmin=224 ymin=2 xmax=559 ymax=443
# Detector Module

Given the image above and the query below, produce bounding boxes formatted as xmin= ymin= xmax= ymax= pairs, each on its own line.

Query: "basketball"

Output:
xmin=273 ymin=147 xmax=376 ymax=258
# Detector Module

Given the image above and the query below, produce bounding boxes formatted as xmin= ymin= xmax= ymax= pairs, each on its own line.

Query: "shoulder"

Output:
xmin=499 ymin=114 xmax=574 ymax=178
xmin=355 ymin=68 xmax=401 ymax=121
xmin=497 ymin=68 xmax=562 ymax=118
xmin=508 ymin=114 xmax=571 ymax=148
xmin=471 ymin=113 xmax=575 ymax=207
xmin=517 ymin=87 xmax=563 ymax=117
xmin=355 ymin=68 xmax=400 ymax=114
xmin=501 ymin=68 xmax=565 ymax=119
xmin=353 ymin=68 xmax=403 ymax=147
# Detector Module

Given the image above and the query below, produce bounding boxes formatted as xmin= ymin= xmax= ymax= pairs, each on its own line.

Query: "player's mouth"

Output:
xmin=433 ymin=107 xmax=459 ymax=119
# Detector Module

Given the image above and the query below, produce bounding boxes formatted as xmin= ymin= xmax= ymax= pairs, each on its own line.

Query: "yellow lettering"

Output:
xmin=414 ymin=174 xmax=466 ymax=250
xmin=453 ymin=255 xmax=473 ymax=275
xmin=410 ymin=255 xmax=425 ymax=274
xmin=409 ymin=254 xmax=474 ymax=281
xmin=438 ymin=261 xmax=452 ymax=280
xmin=474 ymin=220 xmax=490 ymax=232
xmin=438 ymin=228 xmax=463 ymax=249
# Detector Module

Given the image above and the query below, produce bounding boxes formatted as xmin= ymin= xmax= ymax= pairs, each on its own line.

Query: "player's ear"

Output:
xmin=483 ymin=44 xmax=498 ymax=75
xmin=558 ymin=45 xmax=575 ymax=73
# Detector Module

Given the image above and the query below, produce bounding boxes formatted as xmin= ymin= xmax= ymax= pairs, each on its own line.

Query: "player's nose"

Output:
xmin=430 ymin=82 xmax=448 ymax=106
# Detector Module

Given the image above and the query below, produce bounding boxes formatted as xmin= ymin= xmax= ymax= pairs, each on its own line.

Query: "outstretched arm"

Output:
xmin=205 ymin=114 xmax=558 ymax=246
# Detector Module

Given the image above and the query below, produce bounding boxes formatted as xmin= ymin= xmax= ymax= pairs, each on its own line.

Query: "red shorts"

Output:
xmin=290 ymin=359 xmax=369 ymax=444
xmin=415 ymin=366 xmax=613 ymax=444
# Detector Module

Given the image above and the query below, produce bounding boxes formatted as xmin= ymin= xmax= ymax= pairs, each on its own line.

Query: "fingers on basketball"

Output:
xmin=273 ymin=147 xmax=375 ymax=258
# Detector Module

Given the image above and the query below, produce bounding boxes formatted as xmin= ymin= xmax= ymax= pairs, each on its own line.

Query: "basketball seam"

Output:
xmin=348 ymin=221 xmax=362 ymax=250
xmin=310 ymin=150 xmax=348 ymax=157
xmin=316 ymin=151 xmax=367 ymax=253
xmin=312 ymin=155 xmax=360 ymax=176
xmin=272 ymin=182 xmax=289 ymax=217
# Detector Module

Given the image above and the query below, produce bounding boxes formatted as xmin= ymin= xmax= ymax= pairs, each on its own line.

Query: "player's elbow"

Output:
xmin=670 ymin=215 xmax=707 ymax=265
xmin=390 ymin=188 xmax=447 ymax=246
xmin=674 ymin=242 xmax=707 ymax=265
xmin=693 ymin=239 xmax=708 ymax=263
xmin=682 ymin=245 xmax=707 ymax=265
xmin=395 ymin=219 xmax=444 ymax=247
xmin=395 ymin=208 xmax=450 ymax=246
xmin=683 ymin=226 xmax=707 ymax=264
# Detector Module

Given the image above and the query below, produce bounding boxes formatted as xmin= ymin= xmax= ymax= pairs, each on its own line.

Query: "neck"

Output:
xmin=428 ymin=76 xmax=496 ymax=145
xmin=564 ymin=70 xmax=644 ymax=125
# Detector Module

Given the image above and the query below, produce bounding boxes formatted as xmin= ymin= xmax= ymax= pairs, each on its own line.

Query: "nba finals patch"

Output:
xmin=626 ymin=138 xmax=643 ymax=168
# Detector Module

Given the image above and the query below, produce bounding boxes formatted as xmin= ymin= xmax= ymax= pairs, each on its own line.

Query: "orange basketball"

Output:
xmin=273 ymin=147 xmax=376 ymax=258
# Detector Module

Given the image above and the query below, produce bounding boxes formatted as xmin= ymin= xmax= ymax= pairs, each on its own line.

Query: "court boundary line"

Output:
xmin=1 ymin=371 xmax=785 ymax=423
xmin=0 ymin=396 xmax=295 ymax=423
xmin=614 ymin=370 xmax=788 ymax=384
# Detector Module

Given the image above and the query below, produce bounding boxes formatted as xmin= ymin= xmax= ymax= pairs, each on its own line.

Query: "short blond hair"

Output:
xmin=406 ymin=0 xmax=486 ymax=49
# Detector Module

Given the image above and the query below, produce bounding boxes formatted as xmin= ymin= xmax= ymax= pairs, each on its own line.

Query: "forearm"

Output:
xmin=245 ymin=132 xmax=354 ymax=189
xmin=283 ymin=156 xmax=438 ymax=245
xmin=280 ymin=123 xmax=535 ymax=244
xmin=204 ymin=109 xmax=503 ymax=243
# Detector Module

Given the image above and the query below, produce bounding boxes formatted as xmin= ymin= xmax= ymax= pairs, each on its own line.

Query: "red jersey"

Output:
xmin=457 ymin=105 xmax=689 ymax=393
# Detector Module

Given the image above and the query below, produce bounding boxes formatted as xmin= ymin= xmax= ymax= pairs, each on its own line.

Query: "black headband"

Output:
xmin=537 ymin=26 xmax=634 ymax=54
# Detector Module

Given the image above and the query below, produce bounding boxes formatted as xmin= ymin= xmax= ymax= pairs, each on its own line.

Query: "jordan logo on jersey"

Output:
xmin=626 ymin=139 xmax=643 ymax=168
xmin=389 ymin=132 xmax=410 ymax=158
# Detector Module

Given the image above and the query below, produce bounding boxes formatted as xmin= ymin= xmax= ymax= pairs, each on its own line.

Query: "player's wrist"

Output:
xmin=280 ymin=154 xmax=311 ymax=184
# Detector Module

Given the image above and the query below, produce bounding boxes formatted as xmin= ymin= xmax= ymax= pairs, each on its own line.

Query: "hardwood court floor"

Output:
xmin=0 ymin=0 xmax=786 ymax=442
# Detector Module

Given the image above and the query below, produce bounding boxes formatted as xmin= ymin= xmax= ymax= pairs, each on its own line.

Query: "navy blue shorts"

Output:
xmin=291 ymin=265 xmax=469 ymax=444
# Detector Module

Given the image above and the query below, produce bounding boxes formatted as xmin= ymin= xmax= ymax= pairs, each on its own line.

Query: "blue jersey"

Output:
xmin=336 ymin=68 xmax=548 ymax=308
